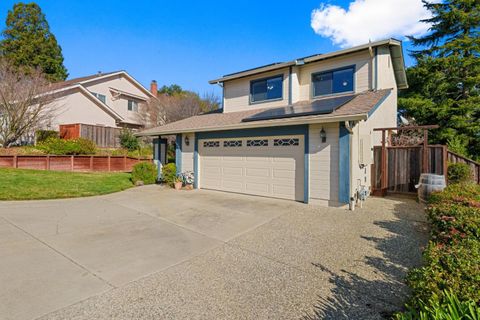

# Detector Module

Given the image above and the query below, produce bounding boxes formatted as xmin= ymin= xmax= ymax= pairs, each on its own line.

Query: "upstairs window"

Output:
xmin=312 ymin=66 xmax=354 ymax=97
xmin=127 ymin=100 xmax=138 ymax=112
xmin=91 ymin=92 xmax=106 ymax=103
xmin=250 ymin=75 xmax=283 ymax=103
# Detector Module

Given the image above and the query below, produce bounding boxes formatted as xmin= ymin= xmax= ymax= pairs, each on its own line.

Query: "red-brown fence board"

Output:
xmin=0 ymin=155 xmax=148 ymax=173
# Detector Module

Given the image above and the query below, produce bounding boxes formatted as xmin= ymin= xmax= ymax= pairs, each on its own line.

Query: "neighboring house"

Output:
xmin=42 ymin=71 xmax=156 ymax=145
xmin=139 ymin=39 xmax=408 ymax=208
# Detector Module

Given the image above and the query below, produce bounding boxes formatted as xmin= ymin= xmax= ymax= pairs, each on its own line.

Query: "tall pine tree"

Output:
xmin=0 ymin=2 xmax=67 ymax=82
xmin=399 ymin=0 xmax=480 ymax=159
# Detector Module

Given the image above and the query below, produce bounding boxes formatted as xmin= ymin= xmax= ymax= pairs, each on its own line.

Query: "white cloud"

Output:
xmin=311 ymin=0 xmax=432 ymax=48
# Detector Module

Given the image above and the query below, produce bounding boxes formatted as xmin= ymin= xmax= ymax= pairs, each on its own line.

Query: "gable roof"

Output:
xmin=209 ymin=38 xmax=408 ymax=89
xmin=137 ymin=89 xmax=391 ymax=136
xmin=47 ymin=70 xmax=155 ymax=98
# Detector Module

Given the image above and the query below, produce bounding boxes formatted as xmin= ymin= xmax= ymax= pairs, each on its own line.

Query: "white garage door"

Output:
xmin=199 ymin=136 xmax=304 ymax=201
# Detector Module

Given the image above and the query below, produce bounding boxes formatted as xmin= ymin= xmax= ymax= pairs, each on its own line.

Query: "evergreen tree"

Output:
xmin=0 ymin=2 xmax=67 ymax=82
xmin=399 ymin=0 xmax=480 ymax=159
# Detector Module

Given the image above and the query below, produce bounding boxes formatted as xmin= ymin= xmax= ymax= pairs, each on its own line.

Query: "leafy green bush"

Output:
xmin=119 ymin=129 xmax=139 ymax=151
xmin=394 ymin=290 xmax=480 ymax=320
xmin=36 ymin=130 xmax=58 ymax=143
xmin=447 ymin=162 xmax=472 ymax=184
xmin=37 ymin=137 xmax=97 ymax=155
xmin=397 ymin=184 xmax=480 ymax=317
xmin=161 ymin=163 xmax=176 ymax=187
xmin=131 ymin=162 xmax=157 ymax=185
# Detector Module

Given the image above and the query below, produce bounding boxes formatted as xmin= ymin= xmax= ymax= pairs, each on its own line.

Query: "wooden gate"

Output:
xmin=372 ymin=145 xmax=447 ymax=194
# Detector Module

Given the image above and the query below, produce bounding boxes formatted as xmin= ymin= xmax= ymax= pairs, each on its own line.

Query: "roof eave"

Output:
xmin=136 ymin=113 xmax=367 ymax=137
xmin=208 ymin=38 xmax=403 ymax=84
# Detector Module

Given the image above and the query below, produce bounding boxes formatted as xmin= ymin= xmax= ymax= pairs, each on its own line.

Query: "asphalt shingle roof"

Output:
xmin=138 ymin=89 xmax=392 ymax=136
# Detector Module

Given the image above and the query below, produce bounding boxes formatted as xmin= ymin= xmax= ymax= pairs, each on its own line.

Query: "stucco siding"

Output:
xmin=297 ymin=50 xmax=372 ymax=102
xmin=46 ymin=89 xmax=117 ymax=129
xmin=223 ymin=68 xmax=290 ymax=113
xmin=84 ymin=75 xmax=150 ymax=125
xmin=375 ymin=45 xmax=397 ymax=90
xmin=181 ymin=133 xmax=195 ymax=172
xmin=309 ymin=123 xmax=339 ymax=202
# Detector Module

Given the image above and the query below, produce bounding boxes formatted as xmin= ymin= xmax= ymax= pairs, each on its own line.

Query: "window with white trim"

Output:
xmin=127 ymin=100 xmax=138 ymax=112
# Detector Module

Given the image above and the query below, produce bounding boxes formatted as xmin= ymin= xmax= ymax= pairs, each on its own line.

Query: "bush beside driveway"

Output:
xmin=0 ymin=186 xmax=428 ymax=320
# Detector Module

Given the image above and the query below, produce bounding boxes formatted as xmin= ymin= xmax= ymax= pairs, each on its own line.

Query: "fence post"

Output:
xmin=123 ymin=155 xmax=127 ymax=171
xmin=90 ymin=156 xmax=94 ymax=171
xmin=107 ymin=155 xmax=111 ymax=172
xmin=71 ymin=155 xmax=74 ymax=171
xmin=422 ymin=129 xmax=428 ymax=173
xmin=46 ymin=155 xmax=50 ymax=170
xmin=442 ymin=146 xmax=448 ymax=179
xmin=13 ymin=155 xmax=18 ymax=168
xmin=381 ymin=130 xmax=387 ymax=195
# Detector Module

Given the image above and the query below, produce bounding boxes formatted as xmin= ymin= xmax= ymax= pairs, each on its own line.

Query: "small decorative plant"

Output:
xmin=174 ymin=175 xmax=183 ymax=190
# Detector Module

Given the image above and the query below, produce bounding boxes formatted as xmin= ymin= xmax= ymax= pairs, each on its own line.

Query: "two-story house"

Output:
xmin=139 ymin=39 xmax=408 ymax=208
xmin=43 ymin=70 xmax=155 ymax=145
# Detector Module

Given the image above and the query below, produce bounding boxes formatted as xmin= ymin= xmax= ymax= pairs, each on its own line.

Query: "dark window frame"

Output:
xmin=249 ymin=74 xmax=284 ymax=104
xmin=91 ymin=92 xmax=106 ymax=104
xmin=311 ymin=65 xmax=355 ymax=98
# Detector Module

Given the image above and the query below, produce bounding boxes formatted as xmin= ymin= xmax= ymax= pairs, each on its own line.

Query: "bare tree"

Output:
xmin=0 ymin=59 xmax=58 ymax=147
xmin=138 ymin=90 xmax=220 ymax=129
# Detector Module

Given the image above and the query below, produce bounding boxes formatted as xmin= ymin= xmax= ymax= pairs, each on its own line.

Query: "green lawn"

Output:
xmin=0 ymin=168 xmax=134 ymax=200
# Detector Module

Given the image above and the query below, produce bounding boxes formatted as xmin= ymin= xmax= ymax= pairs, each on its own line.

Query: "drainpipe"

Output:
xmin=344 ymin=120 xmax=356 ymax=210
xmin=288 ymin=66 xmax=293 ymax=105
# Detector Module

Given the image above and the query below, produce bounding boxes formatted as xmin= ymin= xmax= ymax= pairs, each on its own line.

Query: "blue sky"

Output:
xmin=0 ymin=1 xmax=428 ymax=96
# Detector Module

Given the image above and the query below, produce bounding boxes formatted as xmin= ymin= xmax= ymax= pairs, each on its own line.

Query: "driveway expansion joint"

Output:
xmin=0 ymin=216 xmax=116 ymax=289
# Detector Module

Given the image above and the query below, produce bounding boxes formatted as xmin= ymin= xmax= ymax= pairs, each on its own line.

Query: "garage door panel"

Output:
xmin=246 ymin=167 xmax=270 ymax=178
xmin=200 ymin=136 xmax=304 ymax=201
xmin=245 ymin=182 xmax=270 ymax=194
xmin=222 ymin=166 xmax=243 ymax=176
xmin=272 ymin=169 xmax=296 ymax=179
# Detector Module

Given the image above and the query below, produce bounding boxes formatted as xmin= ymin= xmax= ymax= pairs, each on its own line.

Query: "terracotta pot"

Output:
xmin=174 ymin=181 xmax=183 ymax=190
xmin=184 ymin=184 xmax=193 ymax=190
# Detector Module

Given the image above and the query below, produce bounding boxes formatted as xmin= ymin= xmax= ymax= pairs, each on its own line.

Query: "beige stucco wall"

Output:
xmin=181 ymin=133 xmax=195 ymax=172
xmin=349 ymin=88 xmax=397 ymax=198
xmin=375 ymin=45 xmax=397 ymax=91
xmin=222 ymin=49 xmax=374 ymax=113
xmin=223 ymin=68 xmax=290 ymax=113
xmin=309 ymin=122 xmax=339 ymax=204
xmin=46 ymin=88 xmax=117 ymax=130
xmin=297 ymin=49 xmax=372 ymax=102
xmin=84 ymin=74 xmax=150 ymax=125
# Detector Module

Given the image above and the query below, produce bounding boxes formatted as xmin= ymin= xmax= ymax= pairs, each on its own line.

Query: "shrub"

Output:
xmin=37 ymin=137 xmax=96 ymax=155
xmin=447 ymin=162 xmax=472 ymax=184
xmin=131 ymin=162 xmax=157 ymax=185
xmin=394 ymin=290 xmax=480 ymax=320
xmin=161 ymin=163 xmax=176 ymax=187
xmin=36 ymin=130 xmax=58 ymax=143
xmin=397 ymin=184 xmax=480 ymax=317
xmin=119 ymin=129 xmax=139 ymax=151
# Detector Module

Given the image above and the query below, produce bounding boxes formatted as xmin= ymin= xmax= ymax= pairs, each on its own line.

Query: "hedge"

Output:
xmin=395 ymin=183 xmax=480 ymax=318
xmin=36 ymin=137 xmax=97 ymax=155
xmin=131 ymin=162 xmax=157 ymax=185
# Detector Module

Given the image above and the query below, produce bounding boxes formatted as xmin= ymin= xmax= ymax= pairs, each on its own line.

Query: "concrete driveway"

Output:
xmin=0 ymin=186 xmax=428 ymax=320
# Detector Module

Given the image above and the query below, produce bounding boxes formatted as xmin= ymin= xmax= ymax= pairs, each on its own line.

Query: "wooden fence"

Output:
xmin=0 ymin=155 xmax=149 ymax=172
xmin=372 ymin=145 xmax=480 ymax=195
xmin=447 ymin=150 xmax=480 ymax=184
xmin=60 ymin=124 xmax=121 ymax=148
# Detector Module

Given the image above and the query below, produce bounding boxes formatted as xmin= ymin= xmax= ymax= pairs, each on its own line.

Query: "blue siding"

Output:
xmin=304 ymin=127 xmax=309 ymax=203
xmin=175 ymin=134 xmax=182 ymax=175
xmin=195 ymin=125 xmax=309 ymax=203
xmin=194 ymin=135 xmax=199 ymax=189
xmin=338 ymin=124 xmax=351 ymax=204
xmin=195 ymin=125 xmax=308 ymax=140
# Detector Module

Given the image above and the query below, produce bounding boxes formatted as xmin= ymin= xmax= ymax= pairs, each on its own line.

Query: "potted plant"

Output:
xmin=174 ymin=176 xmax=183 ymax=190
xmin=182 ymin=171 xmax=194 ymax=190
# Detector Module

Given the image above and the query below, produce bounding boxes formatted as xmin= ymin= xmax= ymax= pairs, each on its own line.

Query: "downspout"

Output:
xmin=344 ymin=120 xmax=355 ymax=210
xmin=288 ymin=66 xmax=293 ymax=105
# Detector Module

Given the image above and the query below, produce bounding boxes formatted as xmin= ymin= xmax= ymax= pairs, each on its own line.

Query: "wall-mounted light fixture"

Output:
xmin=320 ymin=127 xmax=327 ymax=143
xmin=184 ymin=135 xmax=190 ymax=146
